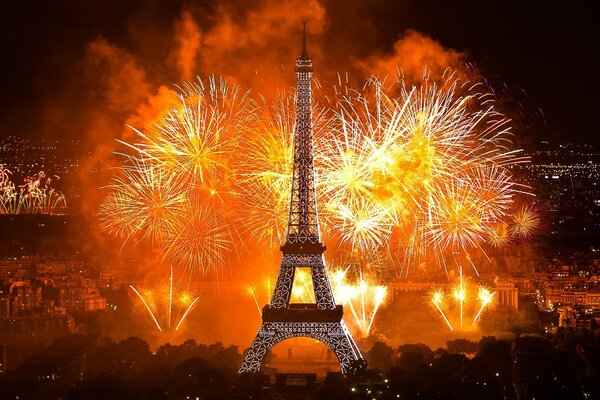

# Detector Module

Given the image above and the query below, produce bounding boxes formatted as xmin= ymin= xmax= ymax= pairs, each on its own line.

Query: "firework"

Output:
xmin=246 ymin=286 xmax=263 ymax=316
xmin=452 ymin=266 xmax=466 ymax=328
xmin=428 ymin=266 xmax=497 ymax=331
xmin=101 ymin=77 xmax=247 ymax=274
xmin=161 ymin=199 xmax=234 ymax=275
xmin=333 ymin=268 xmax=388 ymax=337
xmin=329 ymin=266 xmax=388 ymax=337
xmin=430 ymin=289 xmax=454 ymax=331
xmin=318 ymin=71 xmax=533 ymax=273
xmin=128 ymin=76 xmax=254 ymax=193
xmin=100 ymin=155 xmax=188 ymax=246
xmin=472 ymin=287 xmax=496 ymax=325
xmin=0 ymin=167 xmax=67 ymax=215
xmin=0 ymin=164 xmax=18 ymax=214
xmin=129 ymin=267 xmax=200 ymax=332
xmin=509 ymin=204 xmax=539 ymax=238
xmin=245 ymin=278 xmax=273 ymax=316
xmin=102 ymin=69 xmax=535 ymax=279
xmin=487 ymin=222 xmax=510 ymax=247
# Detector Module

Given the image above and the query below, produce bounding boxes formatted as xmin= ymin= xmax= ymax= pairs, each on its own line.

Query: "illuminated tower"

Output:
xmin=239 ymin=25 xmax=365 ymax=374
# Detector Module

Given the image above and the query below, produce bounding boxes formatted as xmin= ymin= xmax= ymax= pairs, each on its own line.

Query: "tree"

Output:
xmin=366 ymin=341 xmax=395 ymax=372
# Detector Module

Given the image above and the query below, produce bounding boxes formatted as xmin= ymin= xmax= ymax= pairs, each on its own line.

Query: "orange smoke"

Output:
xmin=173 ymin=11 xmax=201 ymax=82
xmin=358 ymin=30 xmax=466 ymax=82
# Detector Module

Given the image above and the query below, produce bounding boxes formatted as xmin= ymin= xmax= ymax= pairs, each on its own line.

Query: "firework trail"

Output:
xmin=431 ymin=289 xmax=454 ymax=331
xmin=129 ymin=266 xmax=200 ymax=332
xmin=472 ymin=287 xmax=496 ymax=325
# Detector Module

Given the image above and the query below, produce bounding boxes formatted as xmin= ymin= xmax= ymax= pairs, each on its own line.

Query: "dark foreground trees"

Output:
xmin=0 ymin=332 xmax=598 ymax=399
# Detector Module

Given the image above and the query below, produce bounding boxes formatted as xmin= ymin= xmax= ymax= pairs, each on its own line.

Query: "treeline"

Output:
xmin=0 ymin=330 xmax=599 ymax=399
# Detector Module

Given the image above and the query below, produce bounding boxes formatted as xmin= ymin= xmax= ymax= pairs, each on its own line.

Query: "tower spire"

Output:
xmin=302 ymin=21 xmax=307 ymax=56
xmin=297 ymin=21 xmax=311 ymax=65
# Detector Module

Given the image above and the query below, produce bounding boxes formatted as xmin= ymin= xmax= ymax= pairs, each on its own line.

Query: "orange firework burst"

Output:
xmin=509 ymin=204 xmax=539 ymax=238
xmin=128 ymin=76 xmax=254 ymax=193
xmin=487 ymin=222 xmax=510 ymax=248
xmin=329 ymin=196 xmax=395 ymax=251
xmin=100 ymin=155 xmax=188 ymax=247
xmin=101 ymin=77 xmax=248 ymax=275
xmin=162 ymin=199 xmax=235 ymax=275
xmin=318 ymin=71 xmax=533 ymax=273
xmin=101 ymin=69 xmax=536 ymax=279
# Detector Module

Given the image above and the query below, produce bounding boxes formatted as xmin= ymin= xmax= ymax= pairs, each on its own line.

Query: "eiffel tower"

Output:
xmin=239 ymin=25 xmax=365 ymax=374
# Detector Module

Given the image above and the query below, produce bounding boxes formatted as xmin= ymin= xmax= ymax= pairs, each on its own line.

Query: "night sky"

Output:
xmin=1 ymin=0 xmax=598 ymax=145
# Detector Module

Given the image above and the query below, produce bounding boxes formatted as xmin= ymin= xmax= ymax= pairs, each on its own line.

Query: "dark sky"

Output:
xmin=0 ymin=0 xmax=598 ymax=145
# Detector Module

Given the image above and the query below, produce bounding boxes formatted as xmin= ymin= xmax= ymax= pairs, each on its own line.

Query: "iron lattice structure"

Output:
xmin=239 ymin=27 xmax=365 ymax=375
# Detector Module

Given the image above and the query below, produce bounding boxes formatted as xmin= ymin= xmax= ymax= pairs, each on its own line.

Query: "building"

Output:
xmin=273 ymin=373 xmax=317 ymax=400
xmin=495 ymin=280 xmax=519 ymax=310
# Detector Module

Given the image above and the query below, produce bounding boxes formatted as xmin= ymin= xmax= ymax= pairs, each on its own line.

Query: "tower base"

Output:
xmin=239 ymin=320 xmax=364 ymax=374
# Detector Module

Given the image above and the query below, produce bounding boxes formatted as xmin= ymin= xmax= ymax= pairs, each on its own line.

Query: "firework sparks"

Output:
xmin=161 ymin=199 xmax=234 ymax=275
xmin=320 ymin=72 xmax=533 ymax=273
xmin=129 ymin=76 xmax=254 ymax=192
xmin=330 ymin=267 xmax=388 ymax=337
xmin=101 ymin=77 xmax=247 ymax=274
xmin=429 ymin=266 xmax=497 ymax=331
xmin=102 ymin=69 xmax=535 ymax=279
xmin=431 ymin=289 xmax=454 ymax=331
xmin=509 ymin=204 xmax=539 ymax=238
xmin=487 ymin=222 xmax=510 ymax=247
xmin=452 ymin=266 xmax=466 ymax=328
xmin=100 ymin=155 xmax=188 ymax=247
xmin=472 ymin=287 xmax=496 ymax=325
xmin=129 ymin=267 xmax=200 ymax=332
xmin=0 ymin=166 xmax=67 ymax=215
xmin=247 ymin=285 xmax=263 ymax=316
